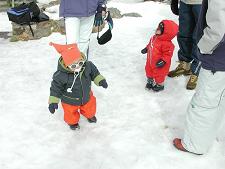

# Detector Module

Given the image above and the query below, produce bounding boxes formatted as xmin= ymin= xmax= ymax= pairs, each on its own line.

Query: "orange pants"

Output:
xmin=61 ymin=94 xmax=96 ymax=125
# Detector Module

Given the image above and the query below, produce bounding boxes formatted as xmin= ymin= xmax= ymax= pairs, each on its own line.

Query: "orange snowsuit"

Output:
xmin=62 ymin=92 xmax=96 ymax=125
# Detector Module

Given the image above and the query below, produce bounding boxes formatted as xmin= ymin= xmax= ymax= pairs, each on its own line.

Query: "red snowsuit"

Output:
xmin=145 ymin=20 xmax=178 ymax=84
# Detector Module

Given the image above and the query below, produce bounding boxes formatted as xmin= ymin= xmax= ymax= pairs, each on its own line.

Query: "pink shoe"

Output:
xmin=173 ymin=138 xmax=203 ymax=155
xmin=173 ymin=138 xmax=188 ymax=152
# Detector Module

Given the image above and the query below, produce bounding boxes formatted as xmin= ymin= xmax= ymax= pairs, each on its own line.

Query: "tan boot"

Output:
xmin=186 ymin=74 xmax=198 ymax=90
xmin=168 ymin=61 xmax=192 ymax=78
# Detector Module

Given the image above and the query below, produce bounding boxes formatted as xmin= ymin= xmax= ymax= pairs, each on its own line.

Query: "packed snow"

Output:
xmin=0 ymin=1 xmax=225 ymax=169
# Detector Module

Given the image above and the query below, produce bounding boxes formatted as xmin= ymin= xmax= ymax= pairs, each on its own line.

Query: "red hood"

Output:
xmin=157 ymin=20 xmax=178 ymax=41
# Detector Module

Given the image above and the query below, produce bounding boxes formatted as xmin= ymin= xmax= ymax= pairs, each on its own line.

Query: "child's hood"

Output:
xmin=57 ymin=57 xmax=74 ymax=73
xmin=158 ymin=20 xmax=178 ymax=41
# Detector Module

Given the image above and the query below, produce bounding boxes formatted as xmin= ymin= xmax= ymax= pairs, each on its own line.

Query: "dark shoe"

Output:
xmin=145 ymin=78 xmax=154 ymax=90
xmin=69 ymin=123 xmax=80 ymax=130
xmin=87 ymin=116 xmax=97 ymax=123
xmin=168 ymin=61 xmax=191 ymax=77
xmin=145 ymin=83 xmax=153 ymax=90
xmin=173 ymin=138 xmax=203 ymax=155
xmin=186 ymin=75 xmax=198 ymax=90
xmin=173 ymin=138 xmax=188 ymax=152
xmin=152 ymin=84 xmax=164 ymax=92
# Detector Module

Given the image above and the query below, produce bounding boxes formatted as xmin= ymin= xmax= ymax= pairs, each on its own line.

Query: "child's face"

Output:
xmin=155 ymin=29 xmax=162 ymax=35
xmin=155 ymin=22 xmax=164 ymax=35
xmin=68 ymin=59 xmax=85 ymax=72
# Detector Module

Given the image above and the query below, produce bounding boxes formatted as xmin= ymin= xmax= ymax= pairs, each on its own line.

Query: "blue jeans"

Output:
xmin=177 ymin=1 xmax=202 ymax=76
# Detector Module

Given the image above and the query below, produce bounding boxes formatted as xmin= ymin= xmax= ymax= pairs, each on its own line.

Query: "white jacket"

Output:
xmin=198 ymin=0 xmax=225 ymax=54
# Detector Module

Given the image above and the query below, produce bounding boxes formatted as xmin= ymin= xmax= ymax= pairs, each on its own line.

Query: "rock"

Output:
xmin=0 ymin=32 xmax=11 ymax=39
xmin=122 ymin=13 xmax=142 ymax=17
xmin=11 ymin=19 xmax=60 ymax=41
xmin=108 ymin=7 xmax=123 ymax=18
xmin=108 ymin=7 xmax=141 ymax=18
xmin=39 ymin=0 xmax=60 ymax=11
xmin=10 ymin=18 xmax=105 ymax=41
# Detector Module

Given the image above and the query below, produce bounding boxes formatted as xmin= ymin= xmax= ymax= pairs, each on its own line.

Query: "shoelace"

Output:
xmin=190 ymin=76 xmax=197 ymax=83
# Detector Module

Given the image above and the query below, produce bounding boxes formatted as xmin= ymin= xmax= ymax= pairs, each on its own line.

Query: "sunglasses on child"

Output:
xmin=68 ymin=60 xmax=85 ymax=69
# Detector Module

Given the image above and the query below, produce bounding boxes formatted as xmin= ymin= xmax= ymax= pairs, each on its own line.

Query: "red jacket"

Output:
xmin=145 ymin=20 xmax=178 ymax=80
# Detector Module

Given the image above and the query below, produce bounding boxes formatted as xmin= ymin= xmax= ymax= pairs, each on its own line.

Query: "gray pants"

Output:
xmin=182 ymin=68 xmax=225 ymax=154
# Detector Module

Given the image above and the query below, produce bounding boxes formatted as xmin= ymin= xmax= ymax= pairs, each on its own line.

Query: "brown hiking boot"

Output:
xmin=186 ymin=75 xmax=198 ymax=90
xmin=168 ymin=61 xmax=192 ymax=78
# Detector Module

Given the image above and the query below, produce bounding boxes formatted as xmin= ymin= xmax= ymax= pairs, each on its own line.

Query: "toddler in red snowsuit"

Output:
xmin=141 ymin=20 xmax=178 ymax=91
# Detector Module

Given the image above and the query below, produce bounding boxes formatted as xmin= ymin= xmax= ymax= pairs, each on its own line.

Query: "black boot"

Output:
xmin=152 ymin=84 xmax=164 ymax=92
xmin=145 ymin=83 xmax=153 ymax=90
xmin=69 ymin=123 xmax=80 ymax=130
xmin=87 ymin=116 xmax=97 ymax=123
xmin=145 ymin=78 xmax=154 ymax=90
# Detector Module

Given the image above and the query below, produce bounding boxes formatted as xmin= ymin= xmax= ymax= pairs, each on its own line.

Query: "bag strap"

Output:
xmin=28 ymin=23 xmax=34 ymax=37
xmin=97 ymin=26 xmax=100 ymax=40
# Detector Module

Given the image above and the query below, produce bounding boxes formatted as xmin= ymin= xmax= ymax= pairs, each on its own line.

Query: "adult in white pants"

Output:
xmin=183 ymin=69 xmax=225 ymax=154
xmin=59 ymin=0 xmax=107 ymax=56
xmin=65 ymin=16 xmax=95 ymax=56
xmin=173 ymin=0 xmax=225 ymax=155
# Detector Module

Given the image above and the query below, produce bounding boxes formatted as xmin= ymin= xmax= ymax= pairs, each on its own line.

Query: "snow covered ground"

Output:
xmin=0 ymin=1 xmax=225 ymax=169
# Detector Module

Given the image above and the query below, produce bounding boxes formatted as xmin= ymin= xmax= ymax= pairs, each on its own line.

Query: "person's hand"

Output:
xmin=171 ymin=0 xmax=179 ymax=16
xmin=99 ymin=79 xmax=108 ymax=89
xmin=94 ymin=4 xmax=106 ymax=27
xmin=141 ymin=47 xmax=148 ymax=54
xmin=48 ymin=103 xmax=58 ymax=114
xmin=156 ymin=59 xmax=166 ymax=68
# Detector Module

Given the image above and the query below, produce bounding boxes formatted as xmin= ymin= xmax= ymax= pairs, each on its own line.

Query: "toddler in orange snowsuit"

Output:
xmin=48 ymin=42 xmax=108 ymax=130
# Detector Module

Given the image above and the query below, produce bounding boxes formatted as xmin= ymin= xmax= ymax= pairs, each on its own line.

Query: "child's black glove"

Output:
xmin=99 ymin=79 xmax=108 ymax=89
xmin=48 ymin=103 xmax=58 ymax=114
xmin=171 ymin=0 xmax=179 ymax=16
xmin=141 ymin=47 xmax=148 ymax=54
xmin=156 ymin=59 xmax=166 ymax=68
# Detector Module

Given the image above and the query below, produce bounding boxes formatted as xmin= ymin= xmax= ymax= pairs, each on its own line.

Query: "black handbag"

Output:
xmin=7 ymin=1 xmax=41 ymax=36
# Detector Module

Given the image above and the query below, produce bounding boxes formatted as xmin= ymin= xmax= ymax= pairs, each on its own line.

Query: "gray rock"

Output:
xmin=108 ymin=7 xmax=123 ymax=18
xmin=0 ymin=32 xmax=11 ymax=39
xmin=11 ymin=20 xmax=61 ymax=41
xmin=122 ymin=13 xmax=142 ymax=17
xmin=10 ymin=18 xmax=105 ymax=41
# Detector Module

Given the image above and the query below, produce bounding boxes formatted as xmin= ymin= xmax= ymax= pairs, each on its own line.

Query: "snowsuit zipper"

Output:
xmin=149 ymin=37 xmax=156 ymax=66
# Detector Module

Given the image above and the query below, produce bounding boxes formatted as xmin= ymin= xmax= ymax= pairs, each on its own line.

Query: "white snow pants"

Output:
xmin=65 ymin=15 xmax=95 ymax=56
xmin=183 ymin=68 xmax=225 ymax=154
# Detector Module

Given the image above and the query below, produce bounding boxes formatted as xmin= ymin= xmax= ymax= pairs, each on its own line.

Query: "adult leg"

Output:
xmin=190 ymin=4 xmax=202 ymax=76
xmin=186 ymin=4 xmax=202 ymax=90
xmin=177 ymin=2 xmax=195 ymax=63
xmin=79 ymin=15 xmax=95 ymax=57
xmin=168 ymin=2 xmax=195 ymax=77
xmin=65 ymin=17 xmax=80 ymax=45
xmin=183 ymin=69 xmax=225 ymax=154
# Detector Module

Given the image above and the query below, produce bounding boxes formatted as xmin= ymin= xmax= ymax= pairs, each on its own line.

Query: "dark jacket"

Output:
xmin=49 ymin=58 xmax=105 ymax=106
xmin=197 ymin=0 xmax=225 ymax=72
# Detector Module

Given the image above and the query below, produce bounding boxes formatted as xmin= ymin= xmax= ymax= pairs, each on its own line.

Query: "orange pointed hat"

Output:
xmin=49 ymin=42 xmax=81 ymax=66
